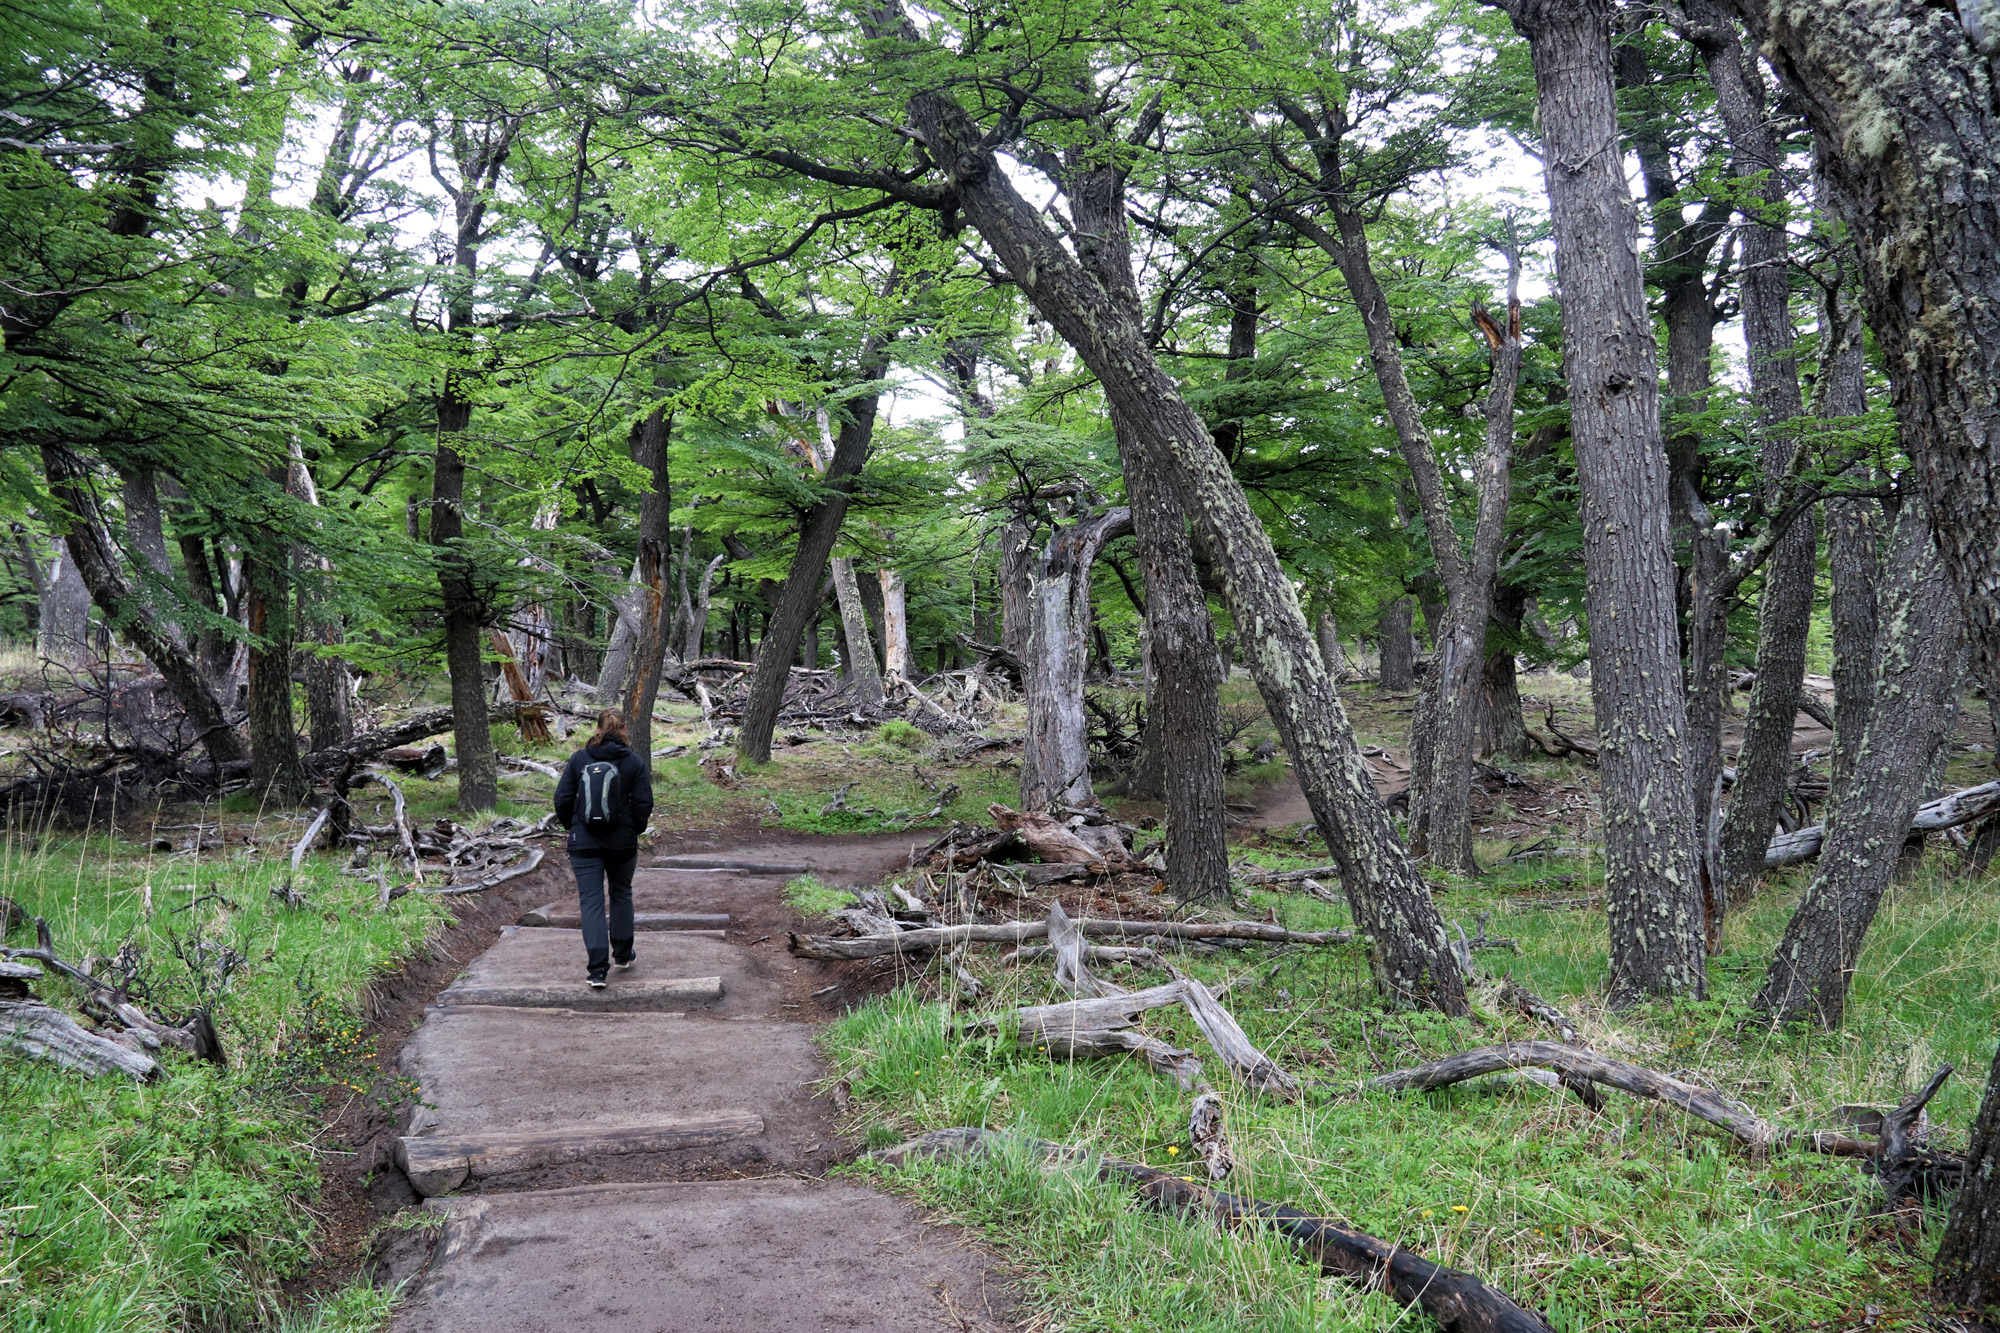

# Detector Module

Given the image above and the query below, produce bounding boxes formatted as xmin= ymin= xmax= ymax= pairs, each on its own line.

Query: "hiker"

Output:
xmin=553 ymin=708 xmax=655 ymax=988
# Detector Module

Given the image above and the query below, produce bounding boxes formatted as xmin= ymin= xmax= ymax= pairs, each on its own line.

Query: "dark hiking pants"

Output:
xmin=570 ymin=848 xmax=637 ymax=976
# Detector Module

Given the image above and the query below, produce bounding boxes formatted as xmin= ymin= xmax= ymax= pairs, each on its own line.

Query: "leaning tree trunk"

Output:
xmin=38 ymin=444 xmax=246 ymax=767
xmin=891 ymin=53 xmax=1467 ymax=1012
xmin=1495 ymin=0 xmax=1705 ymax=1004
xmin=1722 ymin=0 xmax=2000 ymax=695
xmin=1019 ymin=508 xmax=1132 ymax=811
xmin=1936 ymin=1037 xmax=2000 ymax=1314
xmin=1695 ymin=6 xmax=1818 ymax=896
xmin=737 ymin=351 xmax=892 ymax=765
xmin=1750 ymin=499 xmax=1965 ymax=1027
xmin=1377 ymin=595 xmax=1415 ymax=691
xmin=621 ymin=407 xmax=674 ymax=767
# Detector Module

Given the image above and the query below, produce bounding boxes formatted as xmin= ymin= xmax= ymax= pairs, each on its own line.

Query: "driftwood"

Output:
xmin=5 ymin=921 xmax=226 ymax=1064
xmin=420 ymin=845 xmax=546 ymax=895
xmin=788 ymin=917 xmax=1353 ymax=961
xmin=1006 ymin=980 xmax=1193 ymax=1039
xmin=1038 ymin=1027 xmax=1205 ymax=1089
xmin=397 ymin=1111 xmax=762 ymax=1196
xmin=1764 ymin=778 xmax=2000 ymax=868
xmin=286 ymin=804 xmax=335 ymax=889
xmin=1366 ymin=1042 xmax=1875 ymax=1157
xmin=880 ymin=1128 xmax=1554 ymax=1333
xmin=374 ymin=771 xmax=421 ymax=873
xmin=0 ymin=999 xmax=160 ymax=1080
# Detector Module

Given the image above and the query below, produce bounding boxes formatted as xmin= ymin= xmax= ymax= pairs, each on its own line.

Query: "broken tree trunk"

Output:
xmin=1019 ymin=507 xmax=1132 ymax=811
xmin=1935 ymin=1038 xmax=2000 ymax=1314
xmin=880 ymin=1128 xmax=1555 ymax=1332
xmin=788 ymin=917 xmax=1354 ymax=961
xmin=1761 ymin=779 xmax=2000 ymax=869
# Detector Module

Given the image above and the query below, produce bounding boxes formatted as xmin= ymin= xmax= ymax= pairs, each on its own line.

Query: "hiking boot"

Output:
xmin=612 ymin=940 xmax=636 ymax=971
xmin=587 ymin=971 xmax=608 ymax=990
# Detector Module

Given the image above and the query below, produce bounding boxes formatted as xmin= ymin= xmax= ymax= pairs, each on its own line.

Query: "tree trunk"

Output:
xmin=596 ymin=557 xmax=642 ymax=703
xmin=286 ymin=443 xmax=353 ymax=752
xmin=1936 ymin=1037 xmax=2000 ymax=1316
xmin=24 ymin=528 xmax=91 ymax=665
xmin=244 ymin=541 xmax=307 ymax=801
xmin=1819 ymin=296 xmax=1877 ymax=802
xmin=1315 ymin=613 xmax=1346 ymax=684
xmin=1409 ymin=294 xmax=1525 ymax=872
xmin=620 ymin=407 xmax=674 ymax=767
xmin=736 ymin=333 xmax=894 ymax=764
xmin=1692 ymin=5 xmax=1819 ymax=896
xmin=829 ymin=557 xmax=885 ymax=705
xmin=1477 ymin=585 xmax=1533 ymax=760
xmin=890 ymin=52 xmax=1467 ymax=1012
xmin=118 ymin=465 xmax=180 ymax=645
xmin=1722 ymin=0 xmax=2000 ymax=693
xmin=999 ymin=520 xmax=1034 ymax=667
xmin=1117 ymin=421 xmax=1228 ymax=901
xmin=1497 ymin=0 xmax=1705 ymax=1004
xmin=38 ymin=444 xmax=245 ymax=766
xmin=879 ymin=566 xmax=909 ymax=679
xmin=1020 ymin=509 xmax=1132 ymax=811
xmin=682 ymin=552 xmax=724 ymax=661
xmin=1377 ymin=596 xmax=1415 ymax=691
xmin=1750 ymin=499 xmax=1965 ymax=1026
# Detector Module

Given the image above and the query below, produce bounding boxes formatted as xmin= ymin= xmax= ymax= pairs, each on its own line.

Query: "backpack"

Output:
xmin=578 ymin=757 xmax=624 ymax=834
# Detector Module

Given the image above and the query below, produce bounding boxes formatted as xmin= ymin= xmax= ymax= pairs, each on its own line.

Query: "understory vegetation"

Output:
xmin=828 ymin=793 xmax=1997 ymax=1330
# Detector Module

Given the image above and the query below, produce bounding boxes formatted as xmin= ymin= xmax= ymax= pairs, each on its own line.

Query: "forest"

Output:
xmin=2 ymin=0 xmax=1999 ymax=1329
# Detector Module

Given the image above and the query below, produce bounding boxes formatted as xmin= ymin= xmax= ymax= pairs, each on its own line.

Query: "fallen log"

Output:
xmin=396 ymin=1111 xmax=763 ymax=1197
xmin=1365 ymin=1041 xmax=1873 ymax=1157
xmin=880 ymin=1128 xmax=1554 ymax=1333
xmin=1765 ymin=778 xmax=2000 ymax=869
xmin=1005 ymin=980 xmax=1192 ymax=1039
xmin=309 ymin=704 xmax=521 ymax=769
xmin=421 ymin=846 xmax=546 ymax=895
xmin=987 ymin=803 xmax=1119 ymax=869
xmin=1001 ymin=944 xmax=1160 ymax=968
xmin=787 ymin=917 xmax=1353 ymax=961
xmin=1037 ymin=1027 xmax=1204 ymax=1089
xmin=1179 ymin=976 xmax=1300 ymax=1102
xmin=1 ymin=999 xmax=159 ymax=1080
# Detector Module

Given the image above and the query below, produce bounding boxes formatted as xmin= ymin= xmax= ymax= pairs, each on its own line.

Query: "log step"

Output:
xmin=516 ymin=906 xmax=732 ymax=931
xmin=650 ymin=857 xmax=810 ymax=875
xmin=437 ymin=976 xmax=724 ymax=1010
xmin=397 ymin=1110 xmax=764 ymax=1196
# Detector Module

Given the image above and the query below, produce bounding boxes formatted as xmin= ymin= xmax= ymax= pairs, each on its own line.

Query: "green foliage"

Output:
xmin=876 ymin=720 xmax=926 ymax=751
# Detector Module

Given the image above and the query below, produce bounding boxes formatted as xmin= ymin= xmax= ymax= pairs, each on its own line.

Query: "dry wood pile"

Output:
xmin=1 ymin=917 xmax=235 ymax=1079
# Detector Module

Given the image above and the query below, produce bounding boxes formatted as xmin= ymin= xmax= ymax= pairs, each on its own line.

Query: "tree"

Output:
xmin=1488 ymin=0 xmax=1705 ymax=1004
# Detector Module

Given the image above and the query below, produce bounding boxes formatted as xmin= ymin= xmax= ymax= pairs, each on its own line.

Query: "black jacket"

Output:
xmin=553 ymin=741 xmax=655 ymax=853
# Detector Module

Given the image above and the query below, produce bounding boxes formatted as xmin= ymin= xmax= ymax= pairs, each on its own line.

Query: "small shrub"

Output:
xmin=877 ymin=719 xmax=926 ymax=750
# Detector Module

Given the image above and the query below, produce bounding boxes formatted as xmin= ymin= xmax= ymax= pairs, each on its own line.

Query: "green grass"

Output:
xmin=824 ymin=850 xmax=2000 ymax=1331
xmin=0 ymin=822 xmax=456 ymax=1333
xmin=783 ymin=874 xmax=852 ymax=919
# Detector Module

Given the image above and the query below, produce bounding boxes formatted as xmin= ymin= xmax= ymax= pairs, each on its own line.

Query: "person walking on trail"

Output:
xmin=553 ymin=709 xmax=655 ymax=988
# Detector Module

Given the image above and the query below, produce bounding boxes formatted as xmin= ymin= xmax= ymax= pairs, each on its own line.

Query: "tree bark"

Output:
xmin=38 ymin=444 xmax=245 ymax=766
xmin=1818 ymin=295 xmax=1877 ymax=802
xmin=1750 ymin=499 xmax=1964 ymax=1027
xmin=1690 ymin=6 xmax=1819 ymax=896
xmin=117 ymin=465 xmax=180 ymax=646
xmin=286 ymin=442 xmax=353 ymax=752
xmin=244 ymin=540 xmax=308 ymax=801
xmin=1494 ymin=0 xmax=1705 ymax=1004
xmin=1019 ymin=508 xmax=1131 ymax=810
xmin=884 ymin=35 xmax=1466 ymax=1011
xmin=1477 ymin=585 xmax=1533 ymax=760
xmin=1315 ymin=613 xmax=1346 ymax=684
xmin=1408 ymin=291 xmax=1524 ymax=872
xmin=1935 ymin=1037 xmax=2000 ymax=1316
xmin=620 ymin=406 xmax=674 ymax=766
xmin=1722 ymin=0 xmax=2000 ymax=691
xmin=1377 ymin=595 xmax=1415 ymax=691
xmin=878 ymin=565 xmax=909 ymax=679
xmin=24 ymin=527 xmax=91 ymax=665
xmin=829 ymin=557 xmax=885 ymax=705
xmin=736 ymin=327 xmax=894 ymax=764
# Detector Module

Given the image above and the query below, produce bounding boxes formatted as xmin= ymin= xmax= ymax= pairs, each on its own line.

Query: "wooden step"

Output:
xmin=398 ymin=1111 xmax=763 ymax=1196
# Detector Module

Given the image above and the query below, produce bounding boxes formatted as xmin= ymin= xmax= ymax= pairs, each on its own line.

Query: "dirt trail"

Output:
xmin=385 ymin=828 xmax=1016 ymax=1332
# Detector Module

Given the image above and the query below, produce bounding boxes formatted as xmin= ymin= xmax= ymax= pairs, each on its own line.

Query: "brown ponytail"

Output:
xmin=589 ymin=708 xmax=629 ymax=747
